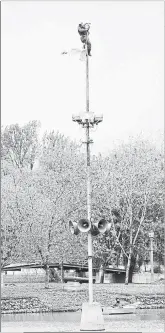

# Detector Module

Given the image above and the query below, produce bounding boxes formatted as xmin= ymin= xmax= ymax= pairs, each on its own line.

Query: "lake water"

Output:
xmin=1 ymin=309 xmax=165 ymax=332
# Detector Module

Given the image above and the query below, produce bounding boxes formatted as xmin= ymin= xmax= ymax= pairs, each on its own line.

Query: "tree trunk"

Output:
xmin=125 ymin=202 xmax=133 ymax=285
xmin=61 ymin=261 xmax=64 ymax=283
xmin=116 ymin=253 xmax=120 ymax=267
xmin=1 ymin=273 xmax=4 ymax=287
xmin=99 ymin=265 xmax=104 ymax=283
xmin=45 ymin=264 xmax=49 ymax=289
xmin=125 ymin=248 xmax=132 ymax=285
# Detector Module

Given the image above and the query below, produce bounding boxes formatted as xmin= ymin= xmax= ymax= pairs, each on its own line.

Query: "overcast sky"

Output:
xmin=2 ymin=1 xmax=164 ymax=154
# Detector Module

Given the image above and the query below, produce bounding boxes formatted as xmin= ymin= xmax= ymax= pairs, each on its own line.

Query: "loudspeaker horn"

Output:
xmin=69 ymin=221 xmax=80 ymax=235
xmin=106 ymin=222 xmax=111 ymax=232
xmin=98 ymin=219 xmax=108 ymax=233
xmin=77 ymin=219 xmax=91 ymax=233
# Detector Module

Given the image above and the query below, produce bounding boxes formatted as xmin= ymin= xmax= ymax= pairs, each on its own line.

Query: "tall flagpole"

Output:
xmin=70 ymin=23 xmax=105 ymax=331
xmin=85 ymin=32 xmax=93 ymax=304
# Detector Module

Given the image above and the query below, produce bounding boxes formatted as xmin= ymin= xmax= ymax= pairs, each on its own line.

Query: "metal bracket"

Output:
xmin=82 ymin=140 xmax=93 ymax=144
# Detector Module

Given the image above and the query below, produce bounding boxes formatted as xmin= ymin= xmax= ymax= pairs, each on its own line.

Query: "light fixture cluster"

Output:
xmin=72 ymin=112 xmax=103 ymax=128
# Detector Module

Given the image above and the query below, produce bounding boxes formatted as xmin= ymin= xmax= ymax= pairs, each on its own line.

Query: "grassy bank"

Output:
xmin=1 ymin=283 xmax=164 ymax=313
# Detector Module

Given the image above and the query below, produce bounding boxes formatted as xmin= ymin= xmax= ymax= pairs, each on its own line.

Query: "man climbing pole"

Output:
xmin=78 ymin=22 xmax=92 ymax=56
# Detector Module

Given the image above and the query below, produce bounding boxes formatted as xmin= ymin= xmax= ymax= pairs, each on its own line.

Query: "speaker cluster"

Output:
xmin=69 ymin=218 xmax=111 ymax=236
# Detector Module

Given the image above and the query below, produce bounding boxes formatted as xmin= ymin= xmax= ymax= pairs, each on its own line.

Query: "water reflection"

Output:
xmin=2 ymin=311 xmax=81 ymax=323
xmin=104 ymin=309 xmax=165 ymax=322
xmin=2 ymin=309 xmax=164 ymax=323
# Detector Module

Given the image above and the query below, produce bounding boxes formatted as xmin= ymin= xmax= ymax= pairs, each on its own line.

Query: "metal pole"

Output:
xmin=86 ymin=47 xmax=89 ymax=112
xmin=86 ymin=35 xmax=93 ymax=304
xmin=150 ymin=237 xmax=154 ymax=282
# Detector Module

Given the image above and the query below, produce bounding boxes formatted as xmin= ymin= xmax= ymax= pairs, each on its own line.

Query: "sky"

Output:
xmin=1 ymin=1 xmax=164 ymax=154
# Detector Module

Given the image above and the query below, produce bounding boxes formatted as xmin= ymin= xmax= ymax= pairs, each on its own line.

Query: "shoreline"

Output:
xmin=2 ymin=282 xmax=164 ymax=314
xmin=2 ymin=305 xmax=165 ymax=315
xmin=2 ymin=295 xmax=164 ymax=314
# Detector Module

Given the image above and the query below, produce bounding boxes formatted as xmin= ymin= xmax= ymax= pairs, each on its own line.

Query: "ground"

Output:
xmin=1 ymin=282 xmax=164 ymax=313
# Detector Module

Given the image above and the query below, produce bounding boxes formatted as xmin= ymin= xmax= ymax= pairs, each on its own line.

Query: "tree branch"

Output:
xmin=133 ymin=193 xmax=148 ymax=247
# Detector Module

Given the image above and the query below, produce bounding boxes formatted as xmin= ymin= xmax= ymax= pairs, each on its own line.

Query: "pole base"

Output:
xmin=80 ymin=302 xmax=105 ymax=331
